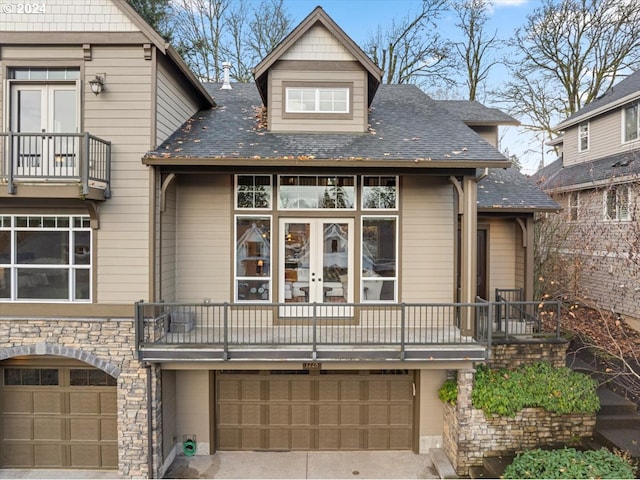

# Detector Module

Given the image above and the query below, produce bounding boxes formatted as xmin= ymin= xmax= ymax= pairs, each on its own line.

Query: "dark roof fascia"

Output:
xmin=555 ymin=91 xmax=640 ymax=130
xmin=477 ymin=206 xmax=559 ymax=214
xmin=142 ymin=156 xmax=511 ymax=169
xmin=542 ymin=173 xmax=640 ymax=195
xmin=252 ymin=6 xmax=382 ymax=107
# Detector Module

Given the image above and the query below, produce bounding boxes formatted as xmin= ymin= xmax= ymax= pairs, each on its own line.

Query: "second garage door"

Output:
xmin=216 ymin=370 xmax=414 ymax=451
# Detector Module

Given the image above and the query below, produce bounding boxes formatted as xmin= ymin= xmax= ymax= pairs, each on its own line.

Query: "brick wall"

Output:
xmin=0 ymin=318 xmax=158 ymax=479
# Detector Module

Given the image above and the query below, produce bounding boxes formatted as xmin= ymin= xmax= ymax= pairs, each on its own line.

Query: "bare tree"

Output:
xmin=364 ymin=0 xmax=454 ymax=89
xmin=127 ymin=0 xmax=174 ymax=40
xmin=451 ymin=0 xmax=500 ymax=102
xmin=498 ymin=0 xmax=640 ymax=139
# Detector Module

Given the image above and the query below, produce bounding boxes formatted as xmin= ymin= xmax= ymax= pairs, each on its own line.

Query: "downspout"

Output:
xmin=475 ymin=167 xmax=488 ymax=183
xmin=147 ymin=363 xmax=154 ymax=479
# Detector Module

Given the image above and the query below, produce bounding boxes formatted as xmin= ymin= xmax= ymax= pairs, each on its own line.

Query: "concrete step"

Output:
xmin=429 ymin=448 xmax=457 ymax=479
xmin=597 ymin=388 xmax=638 ymax=416
xmin=596 ymin=414 xmax=640 ymax=429
xmin=482 ymin=455 xmax=513 ymax=478
xmin=594 ymin=427 xmax=640 ymax=459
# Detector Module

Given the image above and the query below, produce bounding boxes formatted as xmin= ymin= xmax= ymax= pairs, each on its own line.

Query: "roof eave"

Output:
xmin=478 ymin=206 xmax=560 ymax=213
xmin=555 ymin=91 xmax=640 ymax=130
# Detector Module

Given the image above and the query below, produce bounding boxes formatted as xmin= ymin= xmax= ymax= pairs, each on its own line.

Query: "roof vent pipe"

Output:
xmin=221 ymin=62 xmax=232 ymax=90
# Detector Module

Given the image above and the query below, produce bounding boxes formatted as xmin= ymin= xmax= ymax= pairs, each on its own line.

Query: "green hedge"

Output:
xmin=438 ymin=362 xmax=600 ymax=416
xmin=502 ymin=447 xmax=635 ymax=479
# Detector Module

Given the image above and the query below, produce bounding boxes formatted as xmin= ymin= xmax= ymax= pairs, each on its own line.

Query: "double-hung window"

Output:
xmin=578 ymin=122 xmax=589 ymax=152
xmin=624 ymin=104 xmax=639 ymax=142
xmin=604 ymin=185 xmax=629 ymax=221
xmin=0 ymin=215 xmax=91 ymax=301
xmin=568 ymin=192 xmax=580 ymax=221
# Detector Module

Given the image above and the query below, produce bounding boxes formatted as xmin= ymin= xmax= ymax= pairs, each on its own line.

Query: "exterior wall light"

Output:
xmin=89 ymin=74 xmax=105 ymax=95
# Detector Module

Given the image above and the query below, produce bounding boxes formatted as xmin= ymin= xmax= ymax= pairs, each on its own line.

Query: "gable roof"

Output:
xmin=531 ymin=151 xmax=640 ymax=192
xmin=144 ymin=82 xmax=511 ymax=168
xmin=478 ymin=168 xmax=559 ymax=212
xmin=439 ymin=100 xmax=519 ymax=126
xmin=556 ymin=70 xmax=640 ymax=130
xmin=252 ymin=6 xmax=383 ymax=108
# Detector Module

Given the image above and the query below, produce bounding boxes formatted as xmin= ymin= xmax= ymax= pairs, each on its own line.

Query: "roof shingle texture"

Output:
xmin=478 ymin=168 xmax=559 ymax=211
xmin=149 ymin=83 xmax=508 ymax=163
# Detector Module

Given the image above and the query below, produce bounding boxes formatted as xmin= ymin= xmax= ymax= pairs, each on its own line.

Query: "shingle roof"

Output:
xmin=559 ymin=70 xmax=640 ymax=128
xmin=147 ymin=83 xmax=510 ymax=165
xmin=438 ymin=100 xmax=519 ymax=126
xmin=531 ymin=151 xmax=640 ymax=191
xmin=478 ymin=168 xmax=560 ymax=211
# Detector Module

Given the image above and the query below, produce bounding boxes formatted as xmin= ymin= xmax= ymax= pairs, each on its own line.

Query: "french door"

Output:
xmin=10 ymin=83 xmax=78 ymax=177
xmin=280 ymin=218 xmax=354 ymax=316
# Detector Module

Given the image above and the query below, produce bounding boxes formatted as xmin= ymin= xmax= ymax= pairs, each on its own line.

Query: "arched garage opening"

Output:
xmin=0 ymin=355 xmax=118 ymax=469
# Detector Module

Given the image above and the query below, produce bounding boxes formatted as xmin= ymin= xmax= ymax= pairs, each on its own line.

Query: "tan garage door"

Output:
xmin=0 ymin=362 xmax=117 ymax=469
xmin=217 ymin=370 xmax=414 ymax=451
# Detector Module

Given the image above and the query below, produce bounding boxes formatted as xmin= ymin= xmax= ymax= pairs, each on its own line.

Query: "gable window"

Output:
xmin=362 ymin=176 xmax=398 ymax=209
xmin=568 ymin=192 xmax=580 ymax=221
xmin=578 ymin=122 xmax=589 ymax=151
xmin=0 ymin=215 xmax=91 ymax=302
xmin=624 ymin=104 xmax=639 ymax=142
xmin=604 ymin=185 xmax=629 ymax=221
xmin=236 ymin=175 xmax=272 ymax=209
xmin=286 ymin=87 xmax=349 ymax=114
xmin=278 ymin=175 xmax=355 ymax=210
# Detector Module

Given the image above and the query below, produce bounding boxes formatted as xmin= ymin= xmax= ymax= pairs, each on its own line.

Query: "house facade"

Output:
xmin=534 ymin=70 xmax=640 ymax=329
xmin=1 ymin=2 xmax=558 ymax=477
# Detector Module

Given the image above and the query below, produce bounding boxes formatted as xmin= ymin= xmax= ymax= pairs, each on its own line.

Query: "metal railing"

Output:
xmin=495 ymin=288 xmax=561 ymax=338
xmin=1 ymin=132 xmax=111 ymax=196
xmin=135 ymin=300 xmax=561 ymax=361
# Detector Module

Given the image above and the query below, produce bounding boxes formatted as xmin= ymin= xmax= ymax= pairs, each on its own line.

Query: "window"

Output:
xmin=568 ymin=192 xmax=580 ymax=221
xmin=286 ymin=87 xmax=349 ymax=114
xmin=0 ymin=215 xmax=91 ymax=301
xmin=578 ymin=122 xmax=589 ymax=151
xmin=604 ymin=185 xmax=629 ymax=221
xmin=624 ymin=104 xmax=639 ymax=142
xmin=278 ymin=176 xmax=355 ymax=210
xmin=236 ymin=175 xmax=272 ymax=209
xmin=361 ymin=217 xmax=397 ymax=302
xmin=362 ymin=176 xmax=398 ymax=209
xmin=4 ymin=368 xmax=59 ymax=386
xmin=235 ymin=216 xmax=271 ymax=302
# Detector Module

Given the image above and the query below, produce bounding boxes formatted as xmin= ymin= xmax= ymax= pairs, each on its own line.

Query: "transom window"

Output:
xmin=9 ymin=67 xmax=80 ymax=81
xmin=362 ymin=176 xmax=398 ymax=209
xmin=624 ymin=104 xmax=639 ymax=142
xmin=286 ymin=87 xmax=349 ymax=114
xmin=604 ymin=185 xmax=629 ymax=221
xmin=578 ymin=122 xmax=589 ymax=151
xmin=236 ymin=175 xmax=272 ymax=209
xmin=0 ymin=215 xmax=91 ymax=302
xmin=278 ymin=176 xmax=355 ymax=210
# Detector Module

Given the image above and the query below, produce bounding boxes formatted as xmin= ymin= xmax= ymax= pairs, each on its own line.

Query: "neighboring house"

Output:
xmin=0 ymin=3 xmax=558 ymax=478
xmin=534 ymin=70 xmax=640 ymax=329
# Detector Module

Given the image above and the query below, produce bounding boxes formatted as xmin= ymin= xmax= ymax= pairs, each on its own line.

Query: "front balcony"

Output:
xmin=135 ymin=300 xmax=562 ymax=362
xmin=0 ymin=132 xmax=111 ymax=200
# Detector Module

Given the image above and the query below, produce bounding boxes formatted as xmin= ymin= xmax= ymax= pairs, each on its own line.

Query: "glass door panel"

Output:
xmin=11 ymin=86 xmax=44 ymax=175
xmin=280 ymin=218 xmax=353 ymax=317
xmin=50 ymin=87 xmax=78 ymax=174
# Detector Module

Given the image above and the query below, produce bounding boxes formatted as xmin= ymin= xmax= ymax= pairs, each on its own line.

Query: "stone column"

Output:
xmin=455 ymin=368 xmax=476 ymax=476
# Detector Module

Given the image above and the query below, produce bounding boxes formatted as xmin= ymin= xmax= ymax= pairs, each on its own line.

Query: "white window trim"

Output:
xmin=0 ymin=215 xmax=92 ymax=303
xmin=361 ymin=175 xmax=399 ymax=211
xmin=603 ymin=185 xmax=630 ymax=221
xmin=578 ymin=122 xmax=589 ymax=152
xmin=234 ymin=174 xmax=273 ymax=210
xmin=568 ymin=191 xmax=580 ymax=222
xmin=361 ymin=215 xmax=398 ymax=303
xmin=285 ymin=87 xmax=350 ymax=114
xmin=234 ymin=214 xmax=272 ymax=303
xmin=622 ymin=103 xmax=640 ymax=144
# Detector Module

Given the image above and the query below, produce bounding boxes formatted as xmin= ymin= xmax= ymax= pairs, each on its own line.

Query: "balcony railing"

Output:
xmin=1 ymin=132 xmax=111 ymax=198
xmin=135 ymin=300 xmax=562 ymax=362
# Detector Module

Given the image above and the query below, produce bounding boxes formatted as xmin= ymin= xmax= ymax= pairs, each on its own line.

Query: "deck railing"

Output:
xmin=1 ymin=132 xmax=111 ymax=196
xmin=135 ymin=300 xmax=562 ymax=361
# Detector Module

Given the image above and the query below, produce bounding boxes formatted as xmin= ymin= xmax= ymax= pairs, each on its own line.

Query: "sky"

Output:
xmin=279 ymin=0 xmax=547 ymax=174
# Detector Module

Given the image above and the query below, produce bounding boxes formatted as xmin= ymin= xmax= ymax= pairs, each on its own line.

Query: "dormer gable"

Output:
xmin=252 ymin=7 xmax=382 ymax=134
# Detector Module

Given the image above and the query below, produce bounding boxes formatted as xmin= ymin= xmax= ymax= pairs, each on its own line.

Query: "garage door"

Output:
xmin=0 ymin=362 xmax=117 ymax=469
xmin=216 ymin=370 xmax=414 ymax=451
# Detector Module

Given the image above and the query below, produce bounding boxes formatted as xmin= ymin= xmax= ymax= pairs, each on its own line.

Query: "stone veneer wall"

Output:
xmin=489 ymin=339 xmax=568 ymax=369
xmin=0 ymin=318 xmax=159 ymax=479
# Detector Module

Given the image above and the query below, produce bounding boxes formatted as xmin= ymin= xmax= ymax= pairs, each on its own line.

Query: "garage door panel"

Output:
xmin=3 ymin=391 xmax=33 ymax=413
xmin=100 ymin=392 xmax=117 ymax=414
xmin=101 ymin=417 xmax=117 ymax=440
xmin=33 ymin=392 xmax=62 ymax=414
xmin=217 ymin=372 xmax=413 ymax=451
xmin=34 ymin=443 xmax=64 ymax=467
xmin=34 ymin=418 xmax=63 ymax=440
xmin=69 ymin=392 xmax=99 ymax=414
xmin=102 ymin=445 xmax=118 ymax=468
xmin=2 ymin=443 xmax=34 ymax=467
xmin=3 ymin=417 xmax=33 ymax=440
xmin=70 ymin=418 xmax=99 ymax=441
xmin=70 ymin=444 xmax=100 ymax=467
